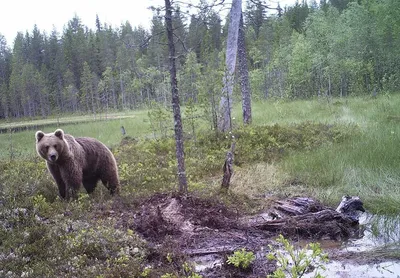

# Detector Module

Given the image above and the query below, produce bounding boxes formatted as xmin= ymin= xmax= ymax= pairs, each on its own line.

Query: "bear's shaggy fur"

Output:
xmin=35 ymin=129 xmax=120 ymax=199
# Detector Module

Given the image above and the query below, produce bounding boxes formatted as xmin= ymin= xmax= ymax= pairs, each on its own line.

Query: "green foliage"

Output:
xmin=2 ymin=94 xmax=400 ymax=276
xmin=32 ymin=194 xmax=51 ymax=216
xmin=0 ymin=205 xmax=147 ymax=278
xmin=160 ymin=254 xmax=203 ymax=278
xmin=0 ymin=159 xmax=57 ymax=205
xmin=116 ymin=138 xmax=177 ymax=193
xmin=148 ymin=102 xmax=173 ymax=139
xmin=233 ymin=122 xmax=355 ymax=165
xmin=1 ymin=0 xmax=400 ymax=120
xmin=227 ymin=248 xmax=256 ymax=269
xmin=267 ymin=235 xmax=329 ymax=278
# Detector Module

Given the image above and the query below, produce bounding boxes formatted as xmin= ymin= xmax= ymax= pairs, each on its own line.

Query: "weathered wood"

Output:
xmin=185 ymin=245 xmax=239 ymax=256
xmin=273 ymin=197 xmax=324 ymax=216
xmin=335 ymin=195 xmax=365 ymax=221
xmin=120 ymin=125 xmax=126 ymax=136
xmin=221 ymin=142 xmax=236 ymax=189
xmin=249 ymin=197 xmax=365 ymax=240
xmin=218 ymin=0 xmax=242 ymax=132
xmin=237 ymin=13 xmax=252 ymax=125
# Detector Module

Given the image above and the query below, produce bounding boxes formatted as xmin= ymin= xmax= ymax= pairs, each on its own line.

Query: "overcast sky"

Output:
xmin=0 ymin=0 xmax=296 ymax=46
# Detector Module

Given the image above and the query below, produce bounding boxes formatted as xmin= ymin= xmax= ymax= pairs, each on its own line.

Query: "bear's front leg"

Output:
xmin=60 ymin=164 xmax=82 ymax=200
xmin=47 ymin=163 xmax=68 ymax=199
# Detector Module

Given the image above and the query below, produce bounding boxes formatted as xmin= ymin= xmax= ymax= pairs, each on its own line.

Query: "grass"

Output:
xmin=0 ymin=109 xmax=151 ymax=159
xmin=1 ymin=94 xmax=400 ymax=214
xmin=1 ymin=94 xmax=400 ymax=213
xmin=268 ymin=95 xmax=400 ymax=213
xmin=2 ymin=93 xmax=400 ymax=277
xmin=232 ymin=94 xmax=400 ymax=213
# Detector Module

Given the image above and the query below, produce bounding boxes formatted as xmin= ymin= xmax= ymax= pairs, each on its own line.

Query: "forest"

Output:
xmin=0 ymin=0 xmax=399 ymax=120
xmin=2 ymin=0 xmax=400 ymax=277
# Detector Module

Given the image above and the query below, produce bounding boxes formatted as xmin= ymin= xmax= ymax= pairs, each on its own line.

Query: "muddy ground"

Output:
xmin=94 ymin=193 xmax=371 ymax=277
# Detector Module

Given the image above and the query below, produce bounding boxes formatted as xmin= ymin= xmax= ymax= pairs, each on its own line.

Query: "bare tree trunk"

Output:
xmin=237 ymin=13 xmax=252 ymax=125
xmin=210 ymin=89 xmax=218 ymax=131
xmin=218 ymin=0 xmax=242 ymax=132
xmin=111 ymin=75 xmax=117 ymax=109
xmin=340 ymin=75 xmax=343 ymax=97
xmin=119 ymin=67 xmax=125 ymax=109
xmin=221 ymin=142 xmax=236 ymax=190
xmin=165 ymin=0 xmax=188 ymax=194
xmin=328 ymin=74 xmax=331 ymax=96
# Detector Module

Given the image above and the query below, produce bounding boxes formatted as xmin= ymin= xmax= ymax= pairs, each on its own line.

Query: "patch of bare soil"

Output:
xmin=100 ymin=193 xmax=364 ymax=277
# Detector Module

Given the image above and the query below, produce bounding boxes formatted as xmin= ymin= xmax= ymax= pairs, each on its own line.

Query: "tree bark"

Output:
xmin=221 ymin=142 xmax=236 ymax=190
xmin=237 ymin=13 xmax=252 ymax=125
xmin=218 ymin=0 xmax=242 ymax=132
xmin=165 ymin=0 xmax=188 ymax=193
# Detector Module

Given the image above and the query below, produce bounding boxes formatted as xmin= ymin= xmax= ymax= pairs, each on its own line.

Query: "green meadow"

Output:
xmin=1 ymin=94 xmax=400 ymax=213
xmin=2 ymin=94 xmax=400 ymax=277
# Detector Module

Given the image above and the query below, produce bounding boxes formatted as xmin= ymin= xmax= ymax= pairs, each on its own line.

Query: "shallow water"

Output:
xmin=308 ymin=213 xmax=400 ymax=278
xmin=344 ymin=213 xmax=400 ymax=252
xmin=193 ymin=213 xmax=400 ymax=277
xmin=311 ymin=261 xmax=400 ymax=278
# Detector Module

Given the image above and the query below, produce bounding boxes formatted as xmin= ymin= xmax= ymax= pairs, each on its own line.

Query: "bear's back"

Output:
xmin=74 ymin=136 xmax=116 ymax=172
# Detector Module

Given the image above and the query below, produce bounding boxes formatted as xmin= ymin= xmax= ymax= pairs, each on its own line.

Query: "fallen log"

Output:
xmin=248 ymin=196 xmax=365 ymax=240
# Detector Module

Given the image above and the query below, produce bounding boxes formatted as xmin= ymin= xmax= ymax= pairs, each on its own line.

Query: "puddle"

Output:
xmin=193 ymin=254 xmax=223 ymax=272
xmin=192 ymin=213 xmax=400 ymax=277
xmin=307 ymin=213 xmax=400 ymax=278
xmin=309 ymin=261 xmax=400 ymax=278
xmin=343 ymin=213 xmax=400 ymax=252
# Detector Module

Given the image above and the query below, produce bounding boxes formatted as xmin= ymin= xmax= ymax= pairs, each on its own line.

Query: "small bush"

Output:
xmin=267 ymin=234 xmax=329 ymax=278
xmin=227 ymin=248 xmax=256 ymax=269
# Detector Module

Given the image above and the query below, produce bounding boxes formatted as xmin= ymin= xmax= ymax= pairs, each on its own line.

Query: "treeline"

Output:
xmin=0 ymin=0 xmax=399 ymax=119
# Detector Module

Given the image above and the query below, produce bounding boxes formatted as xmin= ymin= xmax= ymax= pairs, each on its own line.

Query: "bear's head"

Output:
xmin=35 ymin=129 xmax=69 ymax=163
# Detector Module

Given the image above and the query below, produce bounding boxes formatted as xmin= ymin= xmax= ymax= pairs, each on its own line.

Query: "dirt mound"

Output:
xmin=127 ymin=193 xmax=363 ymax=277
xmin=133 ymin=193 xmax=239 ymax=242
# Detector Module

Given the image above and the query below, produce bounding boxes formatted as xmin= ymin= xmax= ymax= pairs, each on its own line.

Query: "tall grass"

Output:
xmin=248 ymin=95 xmax=400 ymax=213
xmin=1 ymin=94 xmax=400 ymax=213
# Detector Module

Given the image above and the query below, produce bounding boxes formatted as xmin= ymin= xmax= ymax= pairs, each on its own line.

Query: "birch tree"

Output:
xmin=218 ymin=0 xmax=242 ymax=132
xmin=238 ymin=13 xmax=252 ymax=125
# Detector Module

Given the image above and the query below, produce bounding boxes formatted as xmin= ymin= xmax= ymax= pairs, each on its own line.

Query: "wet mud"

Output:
xmin=96 ymin=193 xmax=399 ymax=277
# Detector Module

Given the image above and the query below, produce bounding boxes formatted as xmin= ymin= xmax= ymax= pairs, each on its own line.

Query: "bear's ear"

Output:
xmin=54 ymin=129 xmax=64 ymax=140
xmin=35 ymin=131 xmax=45 ymax=142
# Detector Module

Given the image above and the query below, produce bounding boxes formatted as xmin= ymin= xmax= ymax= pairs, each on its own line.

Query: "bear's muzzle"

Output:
xmin=49 ymin=154 xmax=58 ymax=162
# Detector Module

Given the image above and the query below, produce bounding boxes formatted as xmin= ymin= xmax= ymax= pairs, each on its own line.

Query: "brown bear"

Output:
xmin=35 ymin=129 xmax=120 ymax=199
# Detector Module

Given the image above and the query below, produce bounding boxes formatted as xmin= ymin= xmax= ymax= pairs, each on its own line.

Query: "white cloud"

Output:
xmin=1 ymin=0 xmax=296 ymax=46
xmin=1 ymin=0 xmax=163 ymax=45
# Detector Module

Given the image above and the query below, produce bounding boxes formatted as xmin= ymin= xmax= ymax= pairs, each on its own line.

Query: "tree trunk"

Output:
xmin=217 ymin=0 xmax=242 ymax=132
xmin=237 ymin=13 xmax=252 ymax=125
xmin=165 ymin=0 xmax=188 ymax=194
xmin=119 ymin=67 xmax=125 ymax=109
xmin=221 ymin=142 xmax=236 ymax=190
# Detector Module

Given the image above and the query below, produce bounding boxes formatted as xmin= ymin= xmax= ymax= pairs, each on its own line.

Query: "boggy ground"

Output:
xmin=98 ymin=192 xmax=363 ymax=277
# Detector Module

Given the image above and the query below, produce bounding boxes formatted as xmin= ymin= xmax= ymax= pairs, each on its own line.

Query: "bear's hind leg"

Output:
xmin=101 ymin=175 xmax=120 ymax=195
xmin=83 ymin=177 xmax=98 ymax=194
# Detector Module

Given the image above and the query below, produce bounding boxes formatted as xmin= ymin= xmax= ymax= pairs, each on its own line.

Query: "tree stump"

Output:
xmin=221 ymin=142 xmax=236 ymax=190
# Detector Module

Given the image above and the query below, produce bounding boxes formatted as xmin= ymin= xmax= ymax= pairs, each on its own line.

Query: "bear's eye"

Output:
xmin=45 ymin=146 xmax=49 ymax=150
xmin=53 ymin=145 xmax=57 ymax=149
